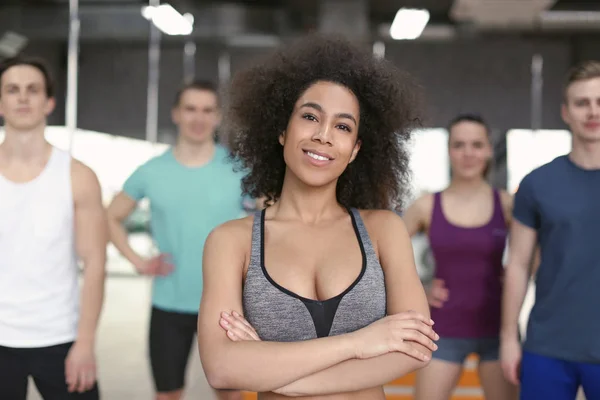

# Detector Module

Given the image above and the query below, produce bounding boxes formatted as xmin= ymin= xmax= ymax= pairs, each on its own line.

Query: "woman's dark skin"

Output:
xmin=198 ymin=35 xmax=438 ymax=399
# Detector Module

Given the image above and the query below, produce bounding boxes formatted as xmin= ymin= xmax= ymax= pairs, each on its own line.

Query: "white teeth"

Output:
xmin=307 ymin=151 xmax=330 ymax=161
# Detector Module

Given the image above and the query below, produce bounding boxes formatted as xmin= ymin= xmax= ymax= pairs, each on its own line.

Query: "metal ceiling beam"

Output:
xmin=451 ymin=0 xmax=557 ymax=29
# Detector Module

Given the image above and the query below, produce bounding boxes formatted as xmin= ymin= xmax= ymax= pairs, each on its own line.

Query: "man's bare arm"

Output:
xmin=501 ymin=220 xmax=538 ymax=342
xmin=106 ymin=192 xmax=144 ymax=269
xmin=72 ymin=160 xmax=107 ymax=346
xmin=65 ymin=160 xmax=107 ymax=393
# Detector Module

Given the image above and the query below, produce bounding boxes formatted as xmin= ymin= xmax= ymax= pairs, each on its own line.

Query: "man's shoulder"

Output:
xmin=213 ymin=145 xmax=236 ymax=165
xmin=530 ymin=155 xmax=567 ymax=177
xmin=69 ymin=158 xmax=102 ymax=205
xmin=126 ymin=149 xmax=174 ymax=181
xmin=212 ymin=145 xmax=247 ymax=177
xmin=70 ymin=158 xmax=98 ymax=183
xmin=142 ymin=149 xmax=174 ymax=170
xmin=519 ymin=155 xmax=567 ymax=190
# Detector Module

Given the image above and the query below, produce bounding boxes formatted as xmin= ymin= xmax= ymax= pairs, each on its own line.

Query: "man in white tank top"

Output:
xmin=0 ymin=57 xmax=106 ymax=399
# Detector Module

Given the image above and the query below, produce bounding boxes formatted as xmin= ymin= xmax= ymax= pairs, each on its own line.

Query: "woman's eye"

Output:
xmin=337 ymin=124 xmax=351 ymax=132
xmin=302 ymin=114 xmax=317 ymax=121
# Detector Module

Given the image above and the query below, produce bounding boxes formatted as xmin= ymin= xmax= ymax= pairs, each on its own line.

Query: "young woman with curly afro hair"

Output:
xmin=198 ymin=34 xmax=439 ymax=399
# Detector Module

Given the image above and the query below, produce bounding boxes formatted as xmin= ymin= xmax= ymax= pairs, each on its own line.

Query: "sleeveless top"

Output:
xmin=242 ymin=208 xmax=387 ymax=341
xmin=428 ymin=189 xmax=507 ymax=338
xmin=0 ymin=147 xmax=80 ymax=347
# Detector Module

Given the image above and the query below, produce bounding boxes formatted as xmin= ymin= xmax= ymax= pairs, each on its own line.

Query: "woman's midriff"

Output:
xmin=257 ymin=386 xmax=386 ymax=400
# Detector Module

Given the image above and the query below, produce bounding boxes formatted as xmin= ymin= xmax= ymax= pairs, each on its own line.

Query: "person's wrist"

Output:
xmin=341 ymin=331 xmax=361 ymax=359
xmin=132 ymin=256 xmax=145 ymax=272
xmin=75 ymin=334 xmax=95 ymax=349
xmin=500 ymin=327 xmax=519 ymax=343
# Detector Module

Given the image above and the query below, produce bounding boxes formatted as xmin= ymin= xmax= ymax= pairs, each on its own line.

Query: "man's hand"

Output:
xmin=500 ymin=337 xmax=522 ymax=385
xmin=135 ymin=253 xmax=174 ymax=276
xmin=65 ymin=341 xmax=96 ymax=393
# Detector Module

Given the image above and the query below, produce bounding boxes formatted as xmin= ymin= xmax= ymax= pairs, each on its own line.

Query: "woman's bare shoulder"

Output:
xmin=498 ymin=189 xmax=514 ymax=208
xmin=359 ymin=209 xmax=408 ymax=229
xmin=413 ymin=192 xmax=435 ymax=213
xmin=497 ymin=189 xmax=513 ymax=225
xmin=359 ymin=208 xmax=400 ymax=223
xmin=206 ymin=214 xmax=256 ymax=250
xmin=355 ymin=209 xmax=409 ymax=244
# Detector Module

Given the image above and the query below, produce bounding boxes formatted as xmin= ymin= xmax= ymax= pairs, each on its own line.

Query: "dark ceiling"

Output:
xmin=3 ymin=0 xmax=456 ymax=25
xmin=2 ymin=0 xmax=599 ymax=42
xmin=8 ymin=0 xmax=600 ymax=23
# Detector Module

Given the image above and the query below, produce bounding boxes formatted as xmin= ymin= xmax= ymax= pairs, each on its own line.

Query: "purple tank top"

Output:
xmin=428 ymin=189 xmax=507 ymax=338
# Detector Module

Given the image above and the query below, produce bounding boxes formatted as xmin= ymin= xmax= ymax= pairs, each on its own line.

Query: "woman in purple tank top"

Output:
xmin=403 ymin=114 xmax=517 ymax=400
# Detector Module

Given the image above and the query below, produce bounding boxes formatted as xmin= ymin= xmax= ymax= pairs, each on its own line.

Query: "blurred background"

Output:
xmin=0 ymin=0 xmax=597 ymax=399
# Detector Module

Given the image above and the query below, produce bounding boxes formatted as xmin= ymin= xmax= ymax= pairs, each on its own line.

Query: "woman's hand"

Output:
xmin=426 ymin=279 xmax=449 ymax=308
xmin=349 ymin=310 xmax=438 ymax=361
xmin=219 ymin=310 xmax=438 ymax=363
xmin=219 ymin=311 xmax=261 ymax=342
xmin=219 ymin=315 xmax=290 ymax=396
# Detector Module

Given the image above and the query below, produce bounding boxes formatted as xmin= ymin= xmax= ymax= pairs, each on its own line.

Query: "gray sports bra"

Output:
xmin=242 ymin=208 xmax=387 ymax=341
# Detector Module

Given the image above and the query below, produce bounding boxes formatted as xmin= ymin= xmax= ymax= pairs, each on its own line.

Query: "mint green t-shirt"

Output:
xmin=123 ymin=145 xmax=246 ymax=314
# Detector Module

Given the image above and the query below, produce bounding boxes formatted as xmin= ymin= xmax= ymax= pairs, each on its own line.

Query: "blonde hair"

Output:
xmin=564 ymin=60 xmax=600 ymax=101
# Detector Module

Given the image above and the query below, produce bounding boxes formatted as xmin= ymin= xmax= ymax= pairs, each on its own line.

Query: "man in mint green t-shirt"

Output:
xmin=107 ymin=80 xmax=247 ymax=400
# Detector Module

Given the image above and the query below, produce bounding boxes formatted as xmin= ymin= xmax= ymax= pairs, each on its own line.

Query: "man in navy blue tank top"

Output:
xmin=501 ymin=60 xmax=600 ymax=400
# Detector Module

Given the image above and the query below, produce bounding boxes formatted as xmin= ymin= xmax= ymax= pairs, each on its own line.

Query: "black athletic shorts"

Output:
xmin=0 ymin=341 xmax=100 ymax=399
xmin=149 ymin=306 xmax=198 ymax=393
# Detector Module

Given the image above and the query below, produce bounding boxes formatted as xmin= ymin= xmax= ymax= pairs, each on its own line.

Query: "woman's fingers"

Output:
xmin=231 ymin=311 xmax=260 ymax=338
xmin=400 ymin=329 xmax=438 ymax=352
xmin=394 ymin=340 xmax=431 ymax=362
xmin=405 ymin=319 xmax=439 ymax=341
xmin=220 ymin=312 xmax=260 ymax=341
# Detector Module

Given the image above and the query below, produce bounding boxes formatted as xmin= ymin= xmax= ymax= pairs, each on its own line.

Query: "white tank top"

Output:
xmin=0 ymin=147 xmax=79 ymax=347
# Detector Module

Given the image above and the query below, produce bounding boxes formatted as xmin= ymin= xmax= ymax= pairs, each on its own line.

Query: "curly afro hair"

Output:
xmin=223 ymin=34 xmax=423 ymax=212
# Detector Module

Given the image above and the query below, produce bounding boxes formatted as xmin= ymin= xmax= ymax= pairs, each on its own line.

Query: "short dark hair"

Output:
xmin=223 ymin=33 xmax=423 ymax=211
xmin=173 ymin=79 xmax=218 ymax=108
xmin=0 ymin=56 xmax=55 ymax=98
xmin=447 ymin=113 xmax=490 ymax=136
xmin=563 ymin=60 xmax=600 ymax=102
